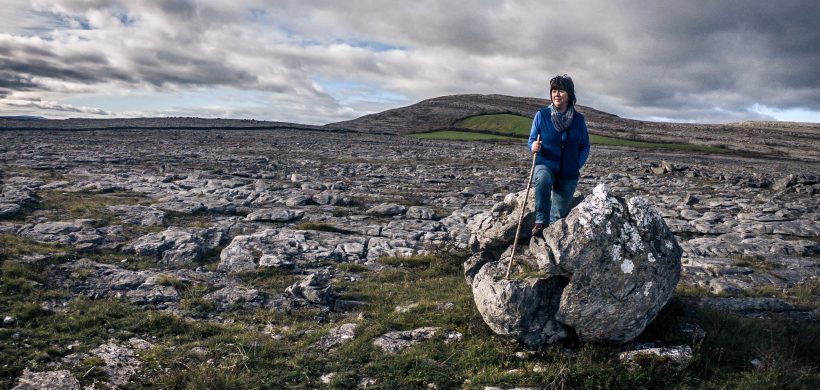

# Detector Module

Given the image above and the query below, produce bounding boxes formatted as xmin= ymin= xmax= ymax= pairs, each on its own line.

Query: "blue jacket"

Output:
xmin=527 ymin=108 xmax=591 ymax=180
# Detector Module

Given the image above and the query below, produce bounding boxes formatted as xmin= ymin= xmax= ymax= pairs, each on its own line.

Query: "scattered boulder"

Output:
xmin=372 ymin=327 xmax=440 ymax=354
xmin=467 ymin=184 xmax=682 ymax=345
xmin=285 ymin=270 xmax=335 ymax=305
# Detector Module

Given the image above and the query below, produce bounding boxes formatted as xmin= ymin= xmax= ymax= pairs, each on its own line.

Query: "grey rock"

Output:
xmin=107 ymin=204 xmax=166 ymax=226
xmin=471 ymin=261 xmax=569 ymax=346
xmin=3 ymin=315 xmax=14 ymax=325
xmin=366 ymin=236 xmax=426 ymax=262
xmin=366 ymin=203 xmax=407 ymax=216
xmin=311 ymin=190 xmax=351 ymax=206
xmin=468 ymin=191 xmax=535 ymax=255
xmin=89 ymin=340 xmax=144 ymax=387
xmin=372 ymin=327 xmax=440 ymax=354
xmin=313 ymin=323 xmax=358 ymax=350
xmin=124 ymin=226 xmax=228 ymax=266
xmin=618 ymin=345 xmax=693 ymax=370
xmin=0 ymin=202 xmax=21 ymax=218
xmin=219 ymin=228 xmax=347 ymax=272
xmin=12 ymin=369 xmax=79 ymax=390
xmin=244 ymin=208 xmax=305 ymax=222
xmin=285 ymin=270 xmax=334 ymax=305
xmin=202 ymin=284 xmax=265 ymax=311
xmin=284 ymin=194 xmax=310 ymax=206
xmin=467 ymin=184 xmax=682 ymax=344
xmin=18 ymin=220 xmax=103 ymax=249
xmin=406 ymin=206 xmax=438 ymax=220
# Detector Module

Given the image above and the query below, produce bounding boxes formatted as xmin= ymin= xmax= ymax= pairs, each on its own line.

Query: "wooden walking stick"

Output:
xmin=505 ymin=134 xmax=540 ymax=279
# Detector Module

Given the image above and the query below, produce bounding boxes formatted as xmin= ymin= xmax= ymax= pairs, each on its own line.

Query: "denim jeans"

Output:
xmin=532 ymin=165 xmax=579 ymax=225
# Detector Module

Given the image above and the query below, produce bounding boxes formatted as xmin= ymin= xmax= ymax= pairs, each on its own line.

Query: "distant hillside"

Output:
xmin=326 ymin=94 xmax=618 ymax=135
xmin=0 ymin=117 xmax=330 ymax=132
xmin=328 ymin=94 xmax=820 ymax=161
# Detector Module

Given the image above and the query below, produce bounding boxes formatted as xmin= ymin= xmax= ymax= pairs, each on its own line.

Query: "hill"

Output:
xmin=326 ymin=94 xmax=618 ymax=135
xmin=328 ymin=94 xmax=820 ymax=161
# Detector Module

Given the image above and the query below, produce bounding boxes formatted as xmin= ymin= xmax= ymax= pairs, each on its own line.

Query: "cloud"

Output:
xmin=0 ymin=0 xmax=818 ymax=123
xmin=1 ymin=97 xmax=110 ymax=115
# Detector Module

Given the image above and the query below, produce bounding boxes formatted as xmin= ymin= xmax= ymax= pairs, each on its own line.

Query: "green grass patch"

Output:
xmin=37 ymin=190 xmax=148 ymax=225
xmin=2 ymin=237 xmax=818 ymax=388
xmin=732 ymin=254 xmax=781 ymax=271
xmin=0 ymin=233 xmax=69 ymax=262
xmin=456 ymin=114 xmax=533 ymax=136
xmin=429 ymin=113 xmax=730 ymax=154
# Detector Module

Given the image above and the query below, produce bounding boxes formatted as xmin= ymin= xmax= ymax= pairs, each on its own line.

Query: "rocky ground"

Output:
xmin=0 ymin=128 xmax=818 ymax=388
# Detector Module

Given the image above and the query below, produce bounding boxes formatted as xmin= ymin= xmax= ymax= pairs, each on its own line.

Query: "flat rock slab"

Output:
xmin=245 ymin=208 xmax=305 ymax=222
xmin=313 ymin=323 xmax=358 ymax=351
xmin=618 ymin=345 xmax=693 ymax=370
xmin=107 ymin=204 xmax=166 ymax=226
xmin=89 ymin=339 xmax=150 ymax=387
xmin=373 ymin=327 xmax=440 ymax=354
xmin=13 ymin=369 xmax=79 ymax=390
xmin=366 ymin=203 xmax=407 ymax=216
xmin=124 ymin=224 xmax=230 ymax=266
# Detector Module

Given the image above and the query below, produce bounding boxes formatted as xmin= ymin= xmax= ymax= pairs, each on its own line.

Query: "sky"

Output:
xmin=1 ymin=0 xmax=819 ymax=125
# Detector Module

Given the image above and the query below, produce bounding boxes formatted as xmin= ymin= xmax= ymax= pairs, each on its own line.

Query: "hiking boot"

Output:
xmin=531 ymin=223 xmax=545 ymax=237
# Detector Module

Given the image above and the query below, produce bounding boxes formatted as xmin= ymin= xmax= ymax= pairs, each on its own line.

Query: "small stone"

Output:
xmin=373 ymin=327 xmax=440 ymax=354
xmin=320 ymin=373 xmax=336 ymax=384
xmin=618 ymin=345 xmax=693 ymax=370
xmin=3 ymin=316 xmax=15 ymax=325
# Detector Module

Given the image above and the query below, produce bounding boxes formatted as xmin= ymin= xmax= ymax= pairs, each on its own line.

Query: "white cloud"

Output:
xmin=0 ymin=0 xmax=818 ymax=123
xmin=1 ymin=97 xmax=110 ymax=115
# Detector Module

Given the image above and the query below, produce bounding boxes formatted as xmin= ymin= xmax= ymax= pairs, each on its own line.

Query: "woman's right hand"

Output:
xmin=531 ymin=140 xmax=542 ymax=153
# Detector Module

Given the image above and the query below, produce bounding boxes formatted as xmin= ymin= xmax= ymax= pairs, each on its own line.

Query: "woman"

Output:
xmin=528 ymin=75 xmax=591 ymax=236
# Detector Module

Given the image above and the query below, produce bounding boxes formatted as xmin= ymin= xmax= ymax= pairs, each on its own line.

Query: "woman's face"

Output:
xmin=551 ymin=88 xmax=569 ymax=111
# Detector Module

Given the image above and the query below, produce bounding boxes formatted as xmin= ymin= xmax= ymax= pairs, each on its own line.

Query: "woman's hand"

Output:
xmin=531 ymin=140 xmax=542 ymax=153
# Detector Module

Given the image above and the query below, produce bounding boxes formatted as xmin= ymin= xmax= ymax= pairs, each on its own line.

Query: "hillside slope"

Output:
xmin=328 ymin=94 xmax=820 ymax=161
xmin=326 ymin=94 xmax=618 ymax=135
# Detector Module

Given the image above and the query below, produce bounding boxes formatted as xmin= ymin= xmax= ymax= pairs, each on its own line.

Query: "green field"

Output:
xmin=455 ymin=114 xmax=533 ymax=137
xmin=416 ymin=114 xmax=728 ymax=154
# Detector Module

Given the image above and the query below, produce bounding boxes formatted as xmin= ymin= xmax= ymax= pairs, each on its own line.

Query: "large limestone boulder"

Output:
xmin=467 ymin=184 xmax=682 ymax=345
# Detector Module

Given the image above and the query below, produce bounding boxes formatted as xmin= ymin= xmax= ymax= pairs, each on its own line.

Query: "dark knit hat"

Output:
xmin=549 ymin=75 xmax=576 ymax=106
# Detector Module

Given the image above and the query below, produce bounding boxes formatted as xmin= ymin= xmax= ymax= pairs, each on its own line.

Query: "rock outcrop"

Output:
xmin=467 ymin=184 xmax=682 ymax=345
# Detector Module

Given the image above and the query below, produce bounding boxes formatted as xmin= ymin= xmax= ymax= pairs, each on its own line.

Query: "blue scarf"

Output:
xmin=550 ymin=104 xmax=575 ymax=133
